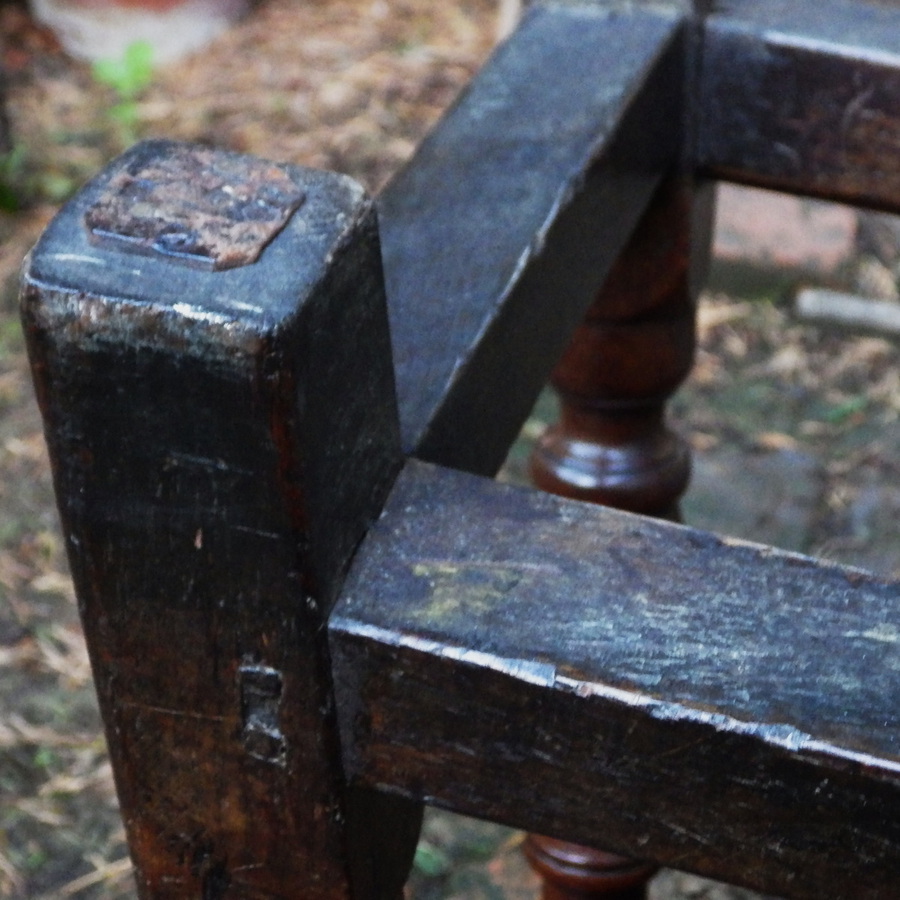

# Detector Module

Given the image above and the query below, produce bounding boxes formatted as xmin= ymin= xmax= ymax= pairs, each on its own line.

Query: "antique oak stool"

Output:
xmin=21 ymin=1 xmax=899 ymax=898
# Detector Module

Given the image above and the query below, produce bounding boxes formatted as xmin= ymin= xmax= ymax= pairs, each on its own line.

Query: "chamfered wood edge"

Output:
xmin=379 ymin=1 xmax=689 ymax=475
xmin=329 ymin=460 xmax=900 ymax=900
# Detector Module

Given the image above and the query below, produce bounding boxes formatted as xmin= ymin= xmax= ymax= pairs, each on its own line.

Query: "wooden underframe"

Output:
xmin=330 ymin=461 xmax=900 ymax=899
xmin=20 ymin=1 xmax=900 ymax=898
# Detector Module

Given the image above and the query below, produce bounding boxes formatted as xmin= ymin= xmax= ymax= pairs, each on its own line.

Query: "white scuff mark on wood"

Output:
xmin=337 ymin=619 xmax=900 ymax=775
xmin=334 ymin=620 xmax=557 ymax=687
xmin=844 ymin=623 xmax=900 ymax=644
xmin=49 ymin=253 xmax=106 ymax=266
xmin=561 ymin=675 xmax=900 ymax=773
xmin=439 ymin=645 xmax=557 ymax=686
xmin=119 ymin=701 xmax=230 ymax=723
xmin=231 ymin=524 xmax=281 ymax=540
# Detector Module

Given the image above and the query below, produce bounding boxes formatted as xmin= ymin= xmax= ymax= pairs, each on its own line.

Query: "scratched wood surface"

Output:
xmin=22 ymin=141 xmax=420 ymax=899
xmin=20 ymin=4 xmax=900 ymax=899
xmin=330 ymin=460 xmax=900 ymax=900
xmin=698 ymin=0 xmax=900 ymax=212
xmin=379 ymin=0 xmax=687 ymax=475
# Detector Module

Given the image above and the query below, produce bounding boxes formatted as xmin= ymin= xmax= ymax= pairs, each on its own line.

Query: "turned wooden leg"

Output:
xmin=525 ymin=836 xmax=657 ymax=900
xmin=526 ymin=175 xmax=714 ymax=898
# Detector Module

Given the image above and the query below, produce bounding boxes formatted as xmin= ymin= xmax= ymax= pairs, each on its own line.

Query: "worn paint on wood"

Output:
xmin=84 ymin=142 xmax=305 ymax=270
xmin=330 ymin=460 xmax=900 ymax=899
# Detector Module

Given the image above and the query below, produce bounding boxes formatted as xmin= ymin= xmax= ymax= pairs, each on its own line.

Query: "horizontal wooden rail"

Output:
xmin=378 ymin=1 xmax=688 ymax=475
xmin=697 ymin=0 xmax=900 ymax=212
xmin=330 ymin=460 xmax=900 ymax=900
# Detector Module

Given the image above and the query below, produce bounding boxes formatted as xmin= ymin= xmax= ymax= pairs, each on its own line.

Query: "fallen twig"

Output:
xmin=32 ymin=855 xmax=132 ymax=899
xmin=796 ymin=288 xmax=900 ymax=336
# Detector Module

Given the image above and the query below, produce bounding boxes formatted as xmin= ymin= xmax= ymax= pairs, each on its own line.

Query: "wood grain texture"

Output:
xmin=330 ymin=460 xmax=900 ymax=900
xmin=379 ymin=1 xmax=688 ymax=475
xmin=527 ymin=174 xmax=716 ymax=898
xmin=697 ymin=0 xmax=900 ymax=211
xmin=529 ymin=177 xmax=713 ymax=517
xmin=22 ymin=141 xmax=420 ymax=899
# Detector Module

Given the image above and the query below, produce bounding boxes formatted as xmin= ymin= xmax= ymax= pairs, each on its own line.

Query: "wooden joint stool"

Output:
xmin=21 ymin=2 xmax=900 ymax=898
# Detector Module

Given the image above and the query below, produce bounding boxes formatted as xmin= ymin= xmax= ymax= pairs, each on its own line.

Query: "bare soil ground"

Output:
xmin=1 ymin=1 xmax=898 ymax=898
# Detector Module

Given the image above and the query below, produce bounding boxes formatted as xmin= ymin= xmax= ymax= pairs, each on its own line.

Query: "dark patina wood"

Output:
xmin=380 ymin=8 xmax=696 ymax=891
xmin=330 ymin=460 xmax=900 ymax=900
xmin=526 ymin=174 xmax=715 ymax=897
xmin=379 ymin=0 xmax=688 ymax=475
xmin=698 ymin=0 xmax=900 ymax=212
xmin=20 ymin=2 xmax=900 ymax=898
xmin=380 ymin=9 xmax=694 ymax=892
xmin=517 ymin=9 xmax=715 ymax=893
xmin=529 ymin=175 xmax=713 ymax=518
xmin=22 ymin=140 xmax=420 ymax=899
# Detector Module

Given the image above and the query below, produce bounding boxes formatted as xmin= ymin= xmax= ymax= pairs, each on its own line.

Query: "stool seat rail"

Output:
xmin=699 ymin=0 xmax=900 ymax=213
xmin=331 ymin=460 xmax=900 ymax=900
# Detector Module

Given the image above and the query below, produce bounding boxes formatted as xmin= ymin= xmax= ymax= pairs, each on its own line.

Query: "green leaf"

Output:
xmin=122 ymin=40 xmax=154 ymax=95
xmin=37 ymin=172 xmax=77 ymax=203
xmin=109 ymin=102 xmax=139 ymax=126
xmin=32 ymin=746 xmax=58 ymax=771
xmin=0 ymin=145 xmax=27 ymax=211
xmin=91 ymin=58 xmax=125 ymax=92
xmin=413 ymin=841 xmax=452 ymax=877
xmin=823 ymin=396 xmax=868 ymax=424
xmin=91 ymin=40 xmax=154 ymax=100
xmin=0 ymin=183 xmax=19 ymax=213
